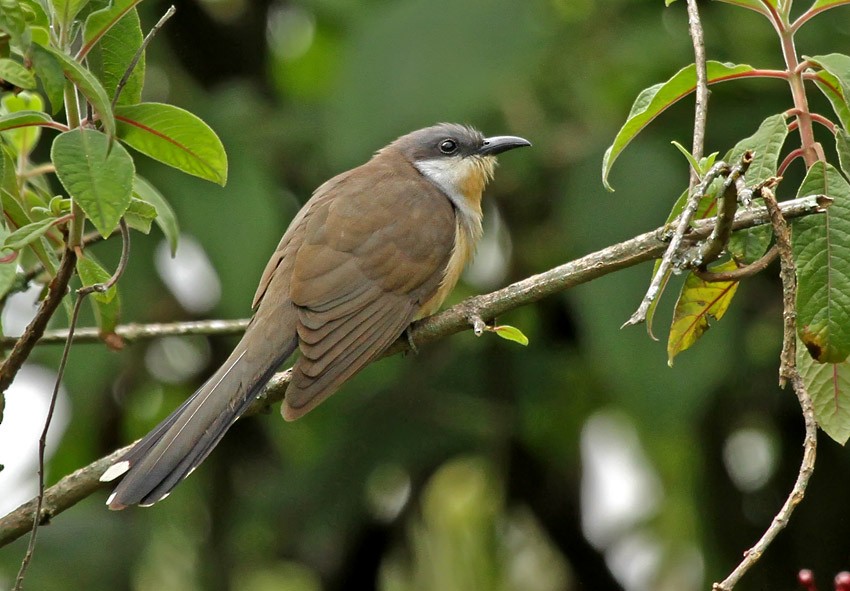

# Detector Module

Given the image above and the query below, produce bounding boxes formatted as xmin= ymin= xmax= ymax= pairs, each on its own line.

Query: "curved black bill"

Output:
xmin=478 ymin=135 xmax=532 ymax=156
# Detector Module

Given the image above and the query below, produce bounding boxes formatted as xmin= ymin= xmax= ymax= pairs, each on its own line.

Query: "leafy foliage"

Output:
xmin=0 ymin=0 xmax=226 ymax=335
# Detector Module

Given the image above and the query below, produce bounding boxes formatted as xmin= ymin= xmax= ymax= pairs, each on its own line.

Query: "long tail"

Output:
xmin=102 ymin=319 xmax=298 ymax=510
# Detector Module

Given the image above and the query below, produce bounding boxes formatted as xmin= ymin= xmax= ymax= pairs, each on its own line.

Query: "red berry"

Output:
xmin=798 ymin=569 xmax=816 ymax=591
xmin=834 ymin=571 xmax=850 ymax=591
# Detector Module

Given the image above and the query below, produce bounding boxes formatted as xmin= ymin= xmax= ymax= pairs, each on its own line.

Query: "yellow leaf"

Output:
xmin=667 ymin=260 xmax=740 ymax=365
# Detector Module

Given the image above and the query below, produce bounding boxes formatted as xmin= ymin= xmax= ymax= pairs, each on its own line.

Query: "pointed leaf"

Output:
xmin=602 ymin=61 xmax=756 ymax=190
xmin=2 ymin=216 xmax=61 ymax=250
xmin=0 ymin=225 xmax=18 ymax=301
xmin=82 ymin=0 xmax=143 ymax=55
xmin=808 ymin=54 xmax=850 ymax=130
xmin=133 ymin=175 xmax=179 ymax=254
xmin=0 ymin=0 xmax=27 ymax=47
xmin=76 ymin=255 xmax=116 ymax=303
xmin=792 ymin=162 xmax=850 ymax=363
xmin=50 ymin=0 xmax=91 ymax=28
xmin=51 ymin=128 xmax=134 ymax=237
xmin=77 ymin=253 xmax=122 ymax=342
xmin=807 ymin=0 xmax=850 ymax=12
xmin=837 ymin=128 xmax=850 ymax=180
xmin=0 ymin=110 xmax=57 ymax=132
xmin=493 ymin=325 xmax=529 ymax=346
xmin=29 ymin=44 xmax=66 ymax=114
xmin=0 ymin=58 xmax=35 ymax=89
xmin=797 ymin=343 xmax=850 ymax=444
xmin=115 ymin=103 xmax=228 ymax=185
xmin=714 ymin=0 xmax=772 ymax=12
xmin=124 ymin=197 xmax=157 ymax=234
xmin=668 ymin=260 xmax=740 ymax=365
xmin=84 ymin=0 xmax=145 ymax=105
xmin=34 ymin=44 xmax=115 ymax=136
xmin=726 ymin=114 xmax=788 ymax=263
xmin=725 ymin=113 xmax=788 ymax=185
xmin=1 ymin=92 xmax=45 ymax=157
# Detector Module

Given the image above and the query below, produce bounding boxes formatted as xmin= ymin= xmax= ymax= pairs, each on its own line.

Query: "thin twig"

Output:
xmin=712 ymin=186 xmax=817 ymax=591
xmin=111 ymin=5 xmax=176 ymax=109
xmin=0 ymin=192 xmax=830 ymax=549
xmin=686 ymin=0 xmax=709 ymax=190
xmin=622 ymin=161 xmax=729 ymax=329
xmin=0 ymin=318 xmax=251 ymax=348
xmin=13 ymin=220 xmax=130 ymax=590
xmin=697 ymin=151 xmax=753 ymax=266
xmin=13 ymin=291 xmax=86 ymax=590
xmin=694 ymin=245 xmax=778 ymax=283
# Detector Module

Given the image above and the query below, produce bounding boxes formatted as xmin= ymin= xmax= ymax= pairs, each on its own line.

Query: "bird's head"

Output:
xmin=386 ymin=123 xmax=531 ymax=211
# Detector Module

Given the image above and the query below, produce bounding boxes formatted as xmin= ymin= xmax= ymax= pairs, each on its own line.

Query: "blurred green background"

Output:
xmin=3 ymin=0 xmax=850 ymax=589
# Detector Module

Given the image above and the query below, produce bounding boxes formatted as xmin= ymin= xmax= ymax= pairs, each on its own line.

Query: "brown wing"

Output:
xmin=282 ymin=159 xmax=457 ymax=419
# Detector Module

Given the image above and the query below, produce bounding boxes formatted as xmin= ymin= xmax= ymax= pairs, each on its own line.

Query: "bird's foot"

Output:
xmin=404 ymin=326 xmax=419 ymax=355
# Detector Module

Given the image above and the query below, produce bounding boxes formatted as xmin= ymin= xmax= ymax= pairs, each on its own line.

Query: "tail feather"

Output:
xmin=104 ymin=321 xmax=297 ymax=510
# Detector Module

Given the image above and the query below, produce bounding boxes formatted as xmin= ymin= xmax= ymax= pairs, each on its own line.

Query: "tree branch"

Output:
xmin=0 ymin=193 xmax=828 ymax=548
xmin=712 ymin=187 xmax=818 ymax=591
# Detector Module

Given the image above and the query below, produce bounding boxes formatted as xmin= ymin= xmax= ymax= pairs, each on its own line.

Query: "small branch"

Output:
xmin=0 ymin=193 xmax=829 ymax=548
xmin=686 ymin=0 xmax=709 ymax=190
xmin=622 ymin=161 xmax=730 ymax=329
xmin=14 ymin=291 xmax=86 ymax=590
xmin=693 ymin=245 xmax=778 ymax=282
xmin=778 ymin=148 xmax=804 ymax=176
xmin=697 ymin=152 xmax=753 ymax=266
xmin=0 ymin=248 xmax=77 ymax=395
xmin=111 ymin=5 xmax=176 ymax=109
xmin=13 ymin=220 xmax=130 ymax=590
xmin=0 ymin=318 xmax=251 ymax=348
xmin=712 ymin=186 xmax=817 ymax=591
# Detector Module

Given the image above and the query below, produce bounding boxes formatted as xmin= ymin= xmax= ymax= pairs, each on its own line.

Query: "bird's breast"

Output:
xmin=417 ymin=206 xmax=483 ymax=318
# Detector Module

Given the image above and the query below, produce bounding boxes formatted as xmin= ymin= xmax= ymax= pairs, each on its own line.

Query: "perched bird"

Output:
xmin=101 ymin=123 xmax=531 ymax=509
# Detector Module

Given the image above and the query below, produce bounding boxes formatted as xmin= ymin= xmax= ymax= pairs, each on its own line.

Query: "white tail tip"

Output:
xmin=100 ymin=461 xmax=130 ymax=482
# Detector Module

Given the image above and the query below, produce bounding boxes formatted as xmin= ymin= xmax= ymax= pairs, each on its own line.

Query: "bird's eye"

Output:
xmin=439 ymin=139 xmax=458 ymax=154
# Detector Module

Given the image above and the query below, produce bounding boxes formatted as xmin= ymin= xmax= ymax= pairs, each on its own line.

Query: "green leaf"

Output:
xmin=807 ymin=0 xmax=850 ymax=12
xmin=76 ymin=255 xmax=116 ymax=303
xmin=792 ymin=162 xmax=850 ymax=363
xmin=82 ymin=0 xmax=142 ymax=54
xmin=2 ymin=216 xmax=59 ymax=250
xmin=124 ymin=197 xmax=156 ymax=234
xmin=808 ymin=54 xmax=850 ymax=130
xmin=34 ymin=44 xmax=115 ymax=136
xmin=0 ymin=228 xmax=17 ymax=301
xmin=29 ymin=44 xmax=65 ymax=114
xmin=133 ymin=175 xmax=179 ymax=254
xmin=0 ymin=92 xmax=45 ymax=156
xmin=797 ymin=342 xmax=850 ymax=444
xmin=493 ymin=325 xmax=529 ymax=346
xmin=84 ymin=0 xmax=145 ymax=105
xmin=0 ymin=190 xmax=57 ymax=275
xmin=51 ymin=128 xmax=135 ymax=237
xmin=837 ymin=128 xmax=850 ymax=180
xmin=602 ymin=61 xmax=756 ymax=190
xmin=725 ymin=114 xmax=788 ymax=263
xmin=0 ymin=58 xmax=35 ymax=89
xmin=668 ymin=260 xmax=740 ymax=365
xmin=49 ymin=0 xmax=91 ymax=28
xmin=0 ymin=109 xmax=56 ymax=132
xmin=0 ymin=0 xmax=27 ymax=47
xmin=116 ymin=103 xmax=228 ymax=185
xmin=725 ymin=113 xmax=789 ymax=185
xmin=671 ymin=141 xmax=702 ymax=176
xmin=713 ymin=0 xmax=771 ymax=11
xmin=812 ymin=71 xmax=850 ymax=131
